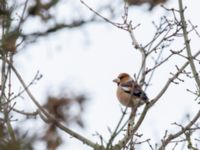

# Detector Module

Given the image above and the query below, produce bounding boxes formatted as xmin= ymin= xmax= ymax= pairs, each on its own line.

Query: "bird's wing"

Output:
xmin=133 ymin=84 xmax=148 ymax=101
xmin=121 ymin=81 xmax=148 ymax=102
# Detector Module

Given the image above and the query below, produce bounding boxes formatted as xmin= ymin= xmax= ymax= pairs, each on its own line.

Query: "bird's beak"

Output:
xmin=113 ymin=78 xmax=120 ymax=84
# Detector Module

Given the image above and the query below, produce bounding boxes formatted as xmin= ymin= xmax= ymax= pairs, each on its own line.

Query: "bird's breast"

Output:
xmin=116 ymin=87 xmax=144 ymax=107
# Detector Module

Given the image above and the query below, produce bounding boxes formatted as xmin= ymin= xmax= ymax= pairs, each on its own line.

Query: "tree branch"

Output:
xmin=6 ymin=60 xmax=103 ymax=150
xmin=158 ymin=110 xmax=200 ymax=150
xmin=112 ymin=50 xmax=200 ymax=150
xmin=179 ymin=0 xmax=200 ymax=89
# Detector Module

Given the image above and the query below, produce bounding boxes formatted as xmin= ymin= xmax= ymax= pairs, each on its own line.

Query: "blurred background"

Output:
xmin=1 ymin=0 xmax=200 ymax=149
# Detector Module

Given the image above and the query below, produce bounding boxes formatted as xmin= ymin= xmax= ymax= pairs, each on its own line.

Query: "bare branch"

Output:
xmin=179 ymin=0 xmax=200 ymax=89
xmin=6 ymin=60 xmax=103 ymax=150
xmin=112 ymin=50 xmax=200 ymax=150
xmin=158 ymin=110 xmax=200 ymax=150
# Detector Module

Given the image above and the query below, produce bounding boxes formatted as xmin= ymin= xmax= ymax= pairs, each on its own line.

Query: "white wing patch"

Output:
xmin=121 ymin=86 xmax=131 ymax=92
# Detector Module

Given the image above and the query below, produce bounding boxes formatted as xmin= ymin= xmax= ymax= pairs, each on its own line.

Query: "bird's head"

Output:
xmin=113 ymin=73 xmax=133 ymax=85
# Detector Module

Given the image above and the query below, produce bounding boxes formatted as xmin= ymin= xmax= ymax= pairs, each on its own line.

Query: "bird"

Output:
xmin=113 ymin=73 xmax=149 ymax=108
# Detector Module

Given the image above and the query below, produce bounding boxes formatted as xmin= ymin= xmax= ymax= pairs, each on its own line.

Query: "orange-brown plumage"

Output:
xmin=113 ymin=73 xmax=148 ymax=108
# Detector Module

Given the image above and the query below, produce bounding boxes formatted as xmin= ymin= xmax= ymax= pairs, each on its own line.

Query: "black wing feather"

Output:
xmin=121 ymin=82 xmax=149 ymax=102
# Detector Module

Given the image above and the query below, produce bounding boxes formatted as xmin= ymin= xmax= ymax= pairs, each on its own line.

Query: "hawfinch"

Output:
xmin=113 ymin=73 xmax=149 ymax=108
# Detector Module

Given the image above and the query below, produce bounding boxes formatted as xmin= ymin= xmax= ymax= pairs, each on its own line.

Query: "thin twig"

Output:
xmin=12 ymin=108 xmax=38 ymax=117
xmin=179 ymin=0 xmax=200 ymax=89
xmin=6 ymin=60 xmax=102 ymax=150
xmin=80 ymin=0 xmax=126 ymax=30
xmin=158 ymin=110 xmax=200 ymax=150
xmin=112 ymin=50 xmax=200 ymax=150
xmin=106 ymin=107 xmax=128 ymax=149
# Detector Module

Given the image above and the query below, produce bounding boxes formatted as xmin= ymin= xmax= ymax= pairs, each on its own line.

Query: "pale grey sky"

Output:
xmin=14 ymin=0 xmax=200 ymax=149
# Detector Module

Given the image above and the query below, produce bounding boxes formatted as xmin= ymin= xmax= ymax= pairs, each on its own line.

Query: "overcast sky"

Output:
xmin=13 ymin=0 xmax=200 ymax=149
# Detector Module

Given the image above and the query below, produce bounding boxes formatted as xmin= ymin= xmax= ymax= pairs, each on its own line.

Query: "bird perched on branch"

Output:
xmin=113 ymin=73 xmax=149 ymax=108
